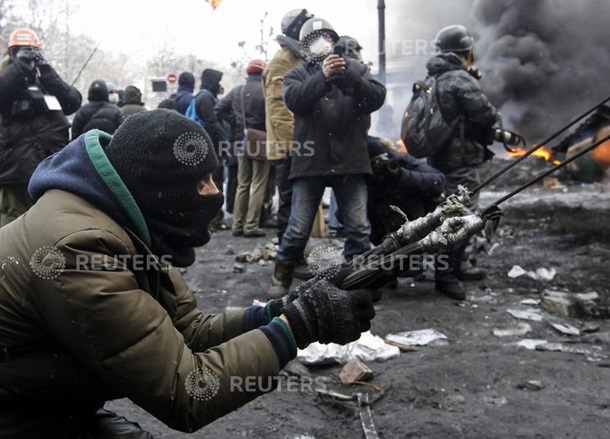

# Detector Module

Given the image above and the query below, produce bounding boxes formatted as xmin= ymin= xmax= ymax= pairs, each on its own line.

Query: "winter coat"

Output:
xmin=0 ymin=56 xmax=81 ymax=185
xmin=195 ymin=69 xmax=226 ymax=157
xmin=366 ymin=137 xmax=446 ymax=244
xmin=71 ymin=101 xmax=124 ymax=139
xmin=120 ymin=85 xmax=146 ymax=118
xmin=0 ymin=131 xmax=281 ymax=437
xmin=216 ymin=74 xmax=267 ymax=142
xmin=283 ymin=58 xmax=386 ymax=179
xmin=262 ymin=38 xmax=304 ymax=161
xmin=426 ymin=53 xmax=498 ymax=172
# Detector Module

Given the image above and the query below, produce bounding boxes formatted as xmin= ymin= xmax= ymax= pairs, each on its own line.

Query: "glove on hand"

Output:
xmin=282 ymin=280 xmax=380 ymax=349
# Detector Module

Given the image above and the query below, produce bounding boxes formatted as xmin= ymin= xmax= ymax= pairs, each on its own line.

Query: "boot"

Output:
xmin=268 ymin=259 xmax=295 ymax=299
xmin=293 ymin=259 xmax=314 ymax=280
xmin=457 ymin=266 xmax=487 ymax=281
xmin=435 ymin=278 xmax=466 ymax=300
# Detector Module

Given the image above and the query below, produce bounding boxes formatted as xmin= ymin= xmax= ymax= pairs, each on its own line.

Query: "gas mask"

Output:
xmin=301 ymin=31 xmax=336 ymax=63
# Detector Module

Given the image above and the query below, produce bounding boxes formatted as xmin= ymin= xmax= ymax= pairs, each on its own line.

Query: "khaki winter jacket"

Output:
xmin=0 ymin=190 xmax=279 ymax=438
xmin=262 ymin=44 xmax=304 ymax=161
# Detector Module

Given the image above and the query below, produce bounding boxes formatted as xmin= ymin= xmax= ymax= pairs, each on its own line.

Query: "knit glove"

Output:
xmin=282 ymin=280 xmax=380 ymax=349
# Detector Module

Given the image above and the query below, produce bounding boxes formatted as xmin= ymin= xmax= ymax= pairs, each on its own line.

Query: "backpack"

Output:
xmin=400 ymin=74 xmax=459 ymax=159
xmin=185 ymin=90 xmax=212 ymax=127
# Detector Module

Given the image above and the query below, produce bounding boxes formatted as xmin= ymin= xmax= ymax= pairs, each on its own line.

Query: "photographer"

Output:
xmin=0 ymin=28 xmax=81 ymax=227
xmin=367 ymin=136 xmax=446 ymax=246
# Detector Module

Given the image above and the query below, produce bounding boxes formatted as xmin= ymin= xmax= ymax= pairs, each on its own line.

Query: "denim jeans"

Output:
xmin=277 ymin=175 xmax=371 ymax=265
xmin=274 ymin=157 xmax=293 ymax=242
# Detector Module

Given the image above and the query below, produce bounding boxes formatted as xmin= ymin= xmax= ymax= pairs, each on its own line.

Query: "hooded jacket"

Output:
xmin=120 ymin=85 xmax=146 ymax=118
xmin=71 ymin=80 xmax=123 ymax=139
xmin=0 ymin=55 xmax=82 ymax=185
xmin=283 ymin=58 xmax=386 ymax=179
xmin=425 ymin=52 xmax=498 ymax=172
xmin=262 ymin=36 xmax=305 ymax=161
xmin=194 ymin=69 xmax=226 ymax=156
xmin=0 ymin=131 xmax=293 ymax=437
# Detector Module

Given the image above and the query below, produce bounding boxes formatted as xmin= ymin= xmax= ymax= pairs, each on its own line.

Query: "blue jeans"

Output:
xmin=278 ymin=175 xmax=371 ymax=265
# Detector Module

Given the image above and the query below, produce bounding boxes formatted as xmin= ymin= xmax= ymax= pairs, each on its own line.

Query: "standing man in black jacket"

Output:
xmin=425 ymin=25 xmax=499 ymax=299
xmin=268 ymin=20 xmax=386 ymax=297
xmin=194 ymin=68 xmax=228 ymax=230
xmin=0 ymin=28 xmax=81 ymax=227
xmin=71 ymin=80 xmax=124 ymax=139
xmin=216 ymin=60 xmax=270 ymax=238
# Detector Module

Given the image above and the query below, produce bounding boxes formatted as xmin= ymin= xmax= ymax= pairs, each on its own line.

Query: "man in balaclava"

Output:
xmin=0 ymin=109 xmax=379 ymax=437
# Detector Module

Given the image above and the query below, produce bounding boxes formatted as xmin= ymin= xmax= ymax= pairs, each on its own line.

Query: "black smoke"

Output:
xmin=473 ymin=0 xmax=610 ymax=144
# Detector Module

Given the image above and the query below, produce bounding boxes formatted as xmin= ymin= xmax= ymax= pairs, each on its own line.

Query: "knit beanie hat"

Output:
xmin=178 ymin=71 xmax=195 ymax=89
xmin=88 ymin=79 xmax=109 ymax=102
xmin=246 ymin=59 xmax=266 ymax=75
xmin=104 ymin=109 xmax=222 ymax=266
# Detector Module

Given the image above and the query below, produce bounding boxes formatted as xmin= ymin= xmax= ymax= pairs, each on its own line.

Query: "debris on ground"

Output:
xmin=517 ymin=380 xmax=545 ymax=391
xmin=542 ymin=289 xmax=604 ymax=317
xmin=297 ymin=332 xmax=400 ymax=365
xmin=535 ymin=342 xmax=608 ymax=361
xmin=492 ymin=322 xmax=533 ymax=338
xmin=515 ymin=339 xmax=549 ymax=350
xmin=357 ymin=393 xmax=380 ymax=439
xmin=340 ymin=360 xmax=374 ymax=385
xmin=507 ymin=309 xmax=544 ymax=322
xmin=385 ymin=329 xmax=448 ymax=347
xmin=507 ymin=265 xmax=557 ymax=281
xmin=550 ymin=322 xmax=581 ymax=336
xmin=232 ymin=263 xmax=246 ymax=273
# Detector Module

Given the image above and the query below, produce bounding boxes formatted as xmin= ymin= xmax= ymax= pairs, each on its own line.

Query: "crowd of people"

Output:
xmin=0 ymin=10 xmax=502 ymax=438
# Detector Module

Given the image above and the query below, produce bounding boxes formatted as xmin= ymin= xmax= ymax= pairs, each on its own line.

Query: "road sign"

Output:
xmin=167 ymin=73 xmax=177 ymax=84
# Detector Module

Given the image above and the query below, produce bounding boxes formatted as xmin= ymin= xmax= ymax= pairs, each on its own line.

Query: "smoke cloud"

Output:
xmin=473 ymin=0 xmax=610 ymax=144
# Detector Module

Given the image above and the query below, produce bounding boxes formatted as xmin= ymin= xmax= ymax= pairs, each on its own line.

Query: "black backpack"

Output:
xmin=401 ymin=74 xmax=460 ymax=158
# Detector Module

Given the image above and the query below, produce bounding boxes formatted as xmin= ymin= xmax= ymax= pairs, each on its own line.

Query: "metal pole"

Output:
xmin=378 ymin=0 xmax=386 ymax=85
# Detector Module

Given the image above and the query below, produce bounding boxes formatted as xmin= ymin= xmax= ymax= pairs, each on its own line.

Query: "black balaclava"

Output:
xmin=104 ymin=109 xmax=223 ymax=267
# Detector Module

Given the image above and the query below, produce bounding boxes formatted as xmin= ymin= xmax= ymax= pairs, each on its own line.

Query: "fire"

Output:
xmin=508 ymin=146 xmax=561 ymax=165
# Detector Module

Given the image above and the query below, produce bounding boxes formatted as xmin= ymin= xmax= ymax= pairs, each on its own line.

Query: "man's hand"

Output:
xmin=282 ymin=280 xmax=380 ymax=348
xmin=322 ymin=54 xmax=346 ymax=78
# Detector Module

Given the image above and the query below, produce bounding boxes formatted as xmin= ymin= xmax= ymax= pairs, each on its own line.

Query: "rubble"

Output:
xmin=507 ymin=309 xmax=543 ymax=322
xmin=492 ymin=322 xmax=533 ymax=338
xmin=541 ymin=290 xmax=604 ymax=317
xmin=225 ymin=245 xmax=235 ymax=255
xmin=385 ymin=329 xmax=448 ymax=346
xmin=297 ymin=332 xmax=400 ymax=365
xmin=232 ymin=263 xmax=246 ymax=273
xmin=507 ymin=265 xmax=556 ymax=281
xmin=517 ymin=380 xmax=544 ymax=391
xmin=340 ymin=360 xmax=374 ymax=385
xmin=551 ymin=323 xmax=581 ymax=336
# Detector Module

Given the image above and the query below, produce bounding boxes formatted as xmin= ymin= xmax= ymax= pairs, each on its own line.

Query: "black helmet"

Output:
xmin=281 ymin=9 xmax=314 ymax=40
xmin=435 ymin=25 xmax=474 ymax=56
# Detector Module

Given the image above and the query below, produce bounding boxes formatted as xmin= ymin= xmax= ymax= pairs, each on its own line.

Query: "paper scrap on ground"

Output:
xmin=515 ymin=339 xmax=548 ymax=350
xmin=385 ymin=329 xmax=448 ymax=346
xmin=507 ymin=309 xmax=544 ymax=322
xmin=507 ymin=265 xmax=556 ymax=282
xmin=551 ymin=323 xmax=581 ymax=336
xmin=297 ymin=331 xmax=400 ymax=366
xmin=492 ymin=322 xmax=533 ymax=338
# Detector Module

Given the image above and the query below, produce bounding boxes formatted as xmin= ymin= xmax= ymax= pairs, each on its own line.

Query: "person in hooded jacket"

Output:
xmin=0 ymin=28 xmax=81 ymax=227
xmin=119 ymin=85 xmax=146 ymax=118
xmin=71 ymin=79 xmax=124 ymax=140
xmin=0 ymin=109 xmax=379 ymax=438
xmin=193 ymin=68 xmax=227 ymax=229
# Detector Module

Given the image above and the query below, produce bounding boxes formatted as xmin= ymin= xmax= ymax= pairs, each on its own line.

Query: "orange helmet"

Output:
xmin=8 ymin=28 xmax=41 ymax=49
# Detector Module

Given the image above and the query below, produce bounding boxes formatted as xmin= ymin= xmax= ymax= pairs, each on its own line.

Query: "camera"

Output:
xmin=371 ymin=153 xmax=400 ymax=177
xmin=14 ymin=46 xmax=44 ymax=65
